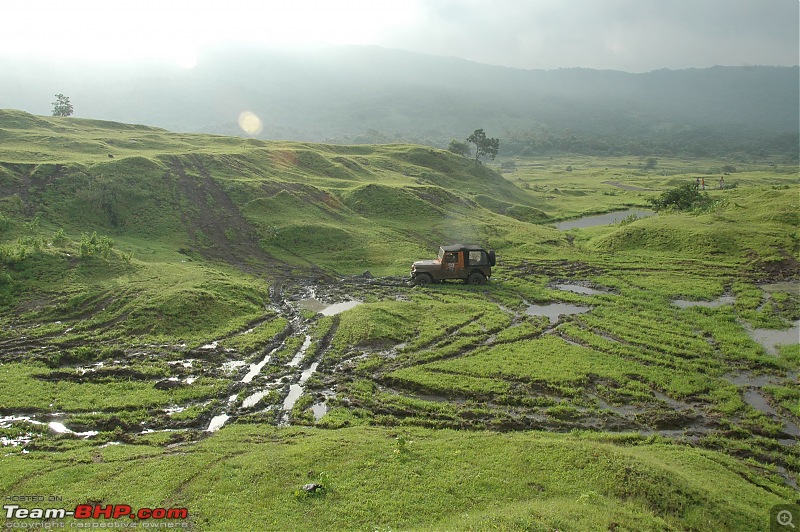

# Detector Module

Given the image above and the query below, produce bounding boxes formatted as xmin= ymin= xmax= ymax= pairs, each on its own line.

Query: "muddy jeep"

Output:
xmin=411 ymin=244 xmax=496 ymax=286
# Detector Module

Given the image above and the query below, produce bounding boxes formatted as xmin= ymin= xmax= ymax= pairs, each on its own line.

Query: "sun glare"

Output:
xmin=1 ymin=0 xmax=421 ymax=66
xmin=238 ymin=111 xmax=263 ymax=135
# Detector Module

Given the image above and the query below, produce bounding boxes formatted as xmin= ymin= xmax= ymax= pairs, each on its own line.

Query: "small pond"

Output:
xmin=554 ymin=209 xmax=655 ymax=230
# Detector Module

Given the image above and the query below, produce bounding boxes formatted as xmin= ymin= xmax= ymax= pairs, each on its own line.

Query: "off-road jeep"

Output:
xmin=410 ymin=244 xmax=496 ymax=286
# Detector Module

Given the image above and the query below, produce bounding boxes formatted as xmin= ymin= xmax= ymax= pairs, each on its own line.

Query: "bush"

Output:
xmin=0 ymin=213 xmax=13 ymax=233
xmin=79 ymin=231 xmax=114 ymax=259
xmin=648 ymin=182 xmax=711 ymax=211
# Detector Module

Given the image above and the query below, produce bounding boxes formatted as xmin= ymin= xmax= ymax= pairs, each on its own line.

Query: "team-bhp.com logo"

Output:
xmin=5 ymin=503 xmax=188 ymax=527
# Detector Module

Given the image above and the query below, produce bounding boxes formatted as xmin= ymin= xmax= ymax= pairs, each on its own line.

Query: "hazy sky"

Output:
xmin=2 ymin=0 xmax=798 ymax=72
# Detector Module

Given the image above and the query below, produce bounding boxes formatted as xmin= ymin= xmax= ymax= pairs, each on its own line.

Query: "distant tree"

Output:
xmin=51 ymin=94 xmax=73 ymax=117
xmin=447 ymin=139 xmax=471 ymax=157
xmin=643 ymin=157 xmax=658 ymax=170
xmin=466 ymin=129 xmax=499 ymax=165
xmin=721 ymin=164 xmax=737 ymax=174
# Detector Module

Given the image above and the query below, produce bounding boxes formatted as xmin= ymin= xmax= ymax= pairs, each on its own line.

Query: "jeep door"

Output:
xmin=440 ymin=251 xmax=465 ymax=280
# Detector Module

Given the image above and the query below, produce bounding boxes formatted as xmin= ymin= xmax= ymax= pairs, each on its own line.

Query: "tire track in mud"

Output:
xmin=165 ymin=155 xmax=287 ymax=273
xmin=203 ymin=283 xmax=345 ymax=431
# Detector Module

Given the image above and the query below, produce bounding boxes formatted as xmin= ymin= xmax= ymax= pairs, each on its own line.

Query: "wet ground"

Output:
xmin=1 ymin=272 xmax=797 ymax=489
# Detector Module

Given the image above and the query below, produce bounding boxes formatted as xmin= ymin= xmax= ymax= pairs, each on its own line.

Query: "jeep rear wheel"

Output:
xmin=413 ymin=273 xmax=433 ymax=286
xmin=467 ymin=271 xmax=486 ymax=285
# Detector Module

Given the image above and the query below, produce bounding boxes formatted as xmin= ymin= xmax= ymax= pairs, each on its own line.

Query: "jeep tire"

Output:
xmin=467 ymin=271 xmax=486 ymax=285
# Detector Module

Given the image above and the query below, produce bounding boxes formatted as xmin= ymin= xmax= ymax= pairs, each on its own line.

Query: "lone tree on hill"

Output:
xmin=51 ymin=94 xmax=73 ymax=117
xmin=466 ymin=129 xmax=499 ymax=165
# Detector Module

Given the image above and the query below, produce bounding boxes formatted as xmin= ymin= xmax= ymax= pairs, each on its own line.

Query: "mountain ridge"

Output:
xmin=2 ymin=45 xmax=797 ymax=147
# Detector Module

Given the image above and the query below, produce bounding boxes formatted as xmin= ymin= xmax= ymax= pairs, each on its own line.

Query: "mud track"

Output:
xmin=2 ymin=268 xmax=797 ymax=488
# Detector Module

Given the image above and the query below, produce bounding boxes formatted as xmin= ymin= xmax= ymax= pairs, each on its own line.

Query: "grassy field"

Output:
xmin=0 ymin=110 xmax=797 ymax=530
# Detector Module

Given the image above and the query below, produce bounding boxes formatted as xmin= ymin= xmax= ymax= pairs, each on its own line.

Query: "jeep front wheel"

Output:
xmin=413 ymin=273 xmax=433 ymax=286
xmin=466 ymin=271 xmax=486 ymax=285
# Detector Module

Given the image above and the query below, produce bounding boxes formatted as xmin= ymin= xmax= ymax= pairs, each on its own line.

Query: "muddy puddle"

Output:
xmin=1 ymin=415 xmax=98 ymax=444
xmin=760 ymin=282 xmax=800 ymax=295
xmin=206 ymin=414 xmax=230 ymax=432
xmin=743 ymin=390 xmax=800 ymax=438
xmin=723 ymin=370 xmax=778 ymax=388
xmin=310 ymin=402 xmax=328 ymax=421
xmin=297 ymin=298 xmax=362 ymax=316
xmin=747 ymin=320 xmax=800 ymax=356
xmin=554 ymin=209 xmax=654 ymax=230
xmin=287 ymin=335 xmax=312 ymax=367
xmin=554 ymin=284 xmax=611 ymax=296
xmin=242 ymin=390 xmax=270 ymax=409
xmin=241 ymin=345 xmax=281 ymax=383
xmin=526 ymin=303 xmax=590 ymax=324
xmin=281 ymin=362 xmax=320 ymax=417
xmin=672 ymin=295 xmax=736 ymax=308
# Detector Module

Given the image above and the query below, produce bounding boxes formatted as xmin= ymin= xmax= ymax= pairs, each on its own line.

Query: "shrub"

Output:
xmin=648 ymin=182 xmax=711 ymax=212
xmin=0 ymin=213 xmax=12 ymax=233
xmin=79 ymin=231 xmax=114 ymax=259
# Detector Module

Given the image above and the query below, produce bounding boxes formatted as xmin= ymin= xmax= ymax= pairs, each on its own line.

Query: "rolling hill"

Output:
xmin=0 ymin=110 xmax=797 ymax=530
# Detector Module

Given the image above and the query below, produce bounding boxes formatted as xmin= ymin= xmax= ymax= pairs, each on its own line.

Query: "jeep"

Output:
xmin=410 ymin=244 xmax=496 ymax=286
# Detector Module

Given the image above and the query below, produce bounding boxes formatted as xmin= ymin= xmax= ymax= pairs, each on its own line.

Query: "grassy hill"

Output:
xmin=0 ymin=110 xmax=798 ymax=530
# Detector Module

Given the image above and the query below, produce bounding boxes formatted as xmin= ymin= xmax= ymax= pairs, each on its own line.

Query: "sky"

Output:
xmin=1 ymin=0 xmax=798 ymax=72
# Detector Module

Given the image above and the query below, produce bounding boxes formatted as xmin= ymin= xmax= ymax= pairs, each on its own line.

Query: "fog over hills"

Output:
xmin=2 ymin=45 xmax=797 ymax=151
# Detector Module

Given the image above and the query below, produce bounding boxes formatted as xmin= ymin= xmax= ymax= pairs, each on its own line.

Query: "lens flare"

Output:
xmin=238 ymin=111 xmax=263 ymax=135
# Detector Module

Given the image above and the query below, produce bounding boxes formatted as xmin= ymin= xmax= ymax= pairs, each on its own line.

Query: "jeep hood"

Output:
xmin=412 ymin=260 xmax=440 ymax=268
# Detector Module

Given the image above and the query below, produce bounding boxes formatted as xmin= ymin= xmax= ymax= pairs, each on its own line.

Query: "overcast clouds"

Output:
xmin=2 ymin=0 xmax=798 ymax=72
xmin=383 ymin=0 xmax=799 ymax=71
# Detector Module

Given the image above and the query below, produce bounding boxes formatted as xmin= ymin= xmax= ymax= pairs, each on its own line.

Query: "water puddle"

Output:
xmin=1 ymin=416 xmax=42 ymax=447
xmin=167 ymin=359 xmax=195 ymax=368
xmin=205 ymin=414 xmax=230 ymax=432
xmin=221 ymin=360 xmax=247 ymax=374
xmin=242 ymin=390 xmax=270 ymax=409
xmin=652 ymin=391 xmax=691 ymax=411
xmin=672 ymin=296 xmax=736 ymax=308
xmin=311 ymin=402 xmax=328 ymax=420
xmin=526 ymin=303 xmax=590 ymax=324
xmin=747 ymin=320 xmax=800 ymax=356
xmin=744 ymin=390 xmax=778 ymax=416
xmin=743 ymin=390 xmax=800 ymax=438
xmin=554 ymin=284 xmax=609 ymax=296
xmin=590 ymin=394 xmax=646 ymax=417
xmin=760 ymin=282 xmax=800 ymax=295
xmin=281 ymin=362 xmax=320 ymax=414
xmin=48 ymin=421 xmax=97 ymax=438
xmin=555 ymin=209 xmax=654 ymax=230
xmin=723 ymin=371 xmax=777 ymax=388
xmin=164 ymin=405 xmax=186 ymax=416
xmin=241 ymin=344 xmax=282 ymax=383
xmin=297 ymin=298 xmax=362 ymax=316
xmin=287 ymin=335 xmax=312 ymax=367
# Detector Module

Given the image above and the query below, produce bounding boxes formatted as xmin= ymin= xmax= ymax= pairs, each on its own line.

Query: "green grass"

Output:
xmin=2 ymin=425 xmax=792 ymax=531
xmin=0 ymin=110 xmax=798 ymax=530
